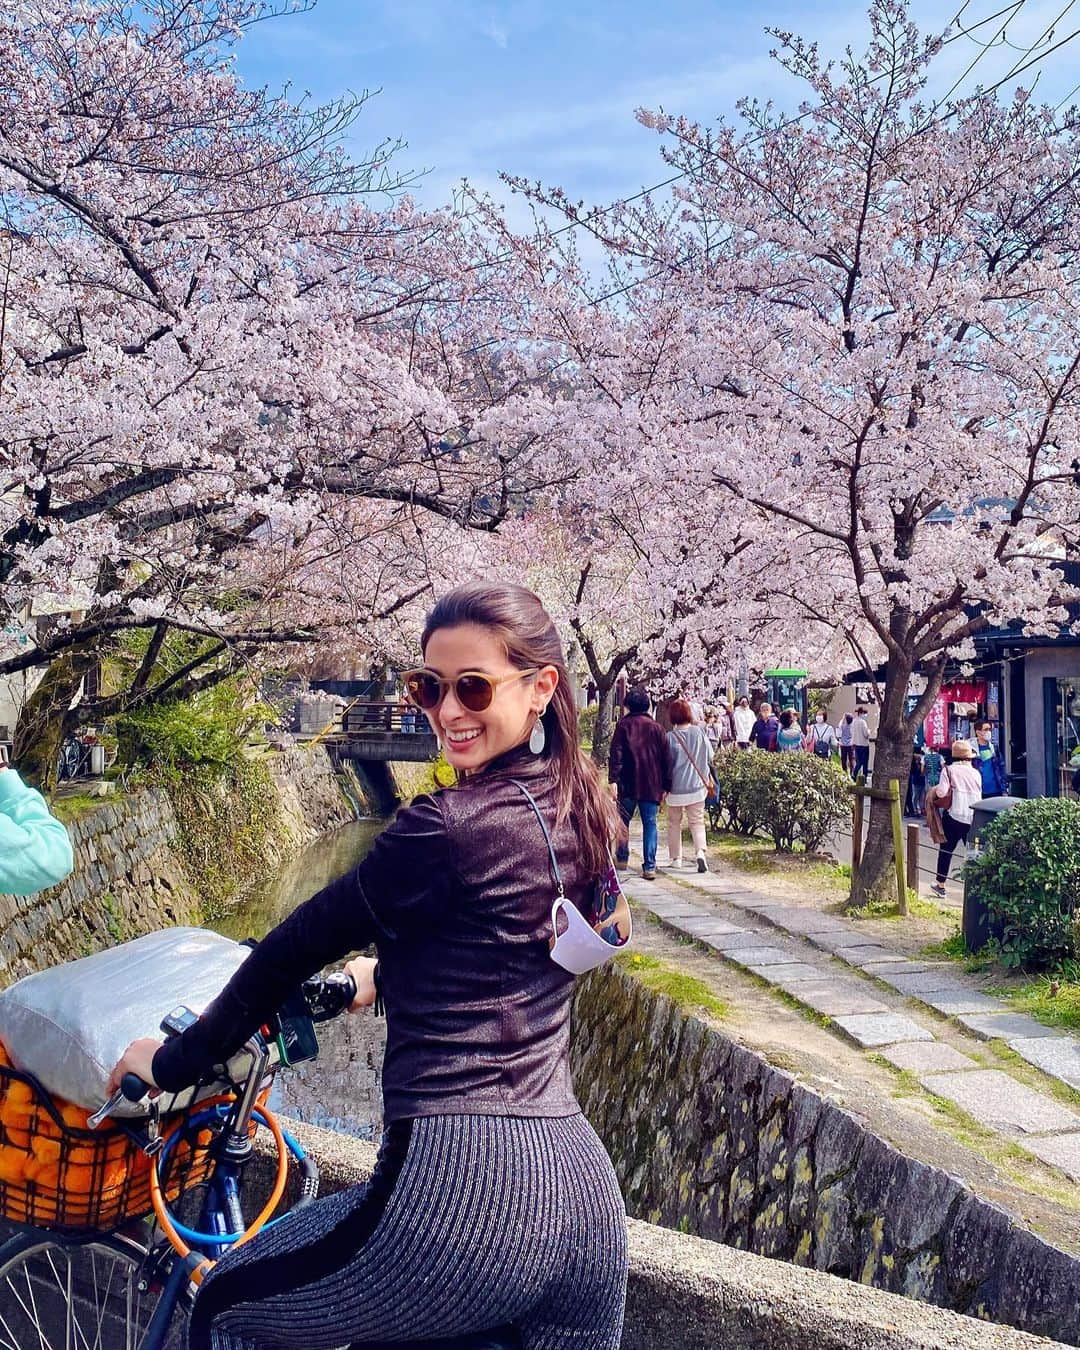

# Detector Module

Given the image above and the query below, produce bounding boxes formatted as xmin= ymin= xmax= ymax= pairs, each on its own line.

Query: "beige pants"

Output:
xmin=667 ymin=800 xmax=707 ymax=861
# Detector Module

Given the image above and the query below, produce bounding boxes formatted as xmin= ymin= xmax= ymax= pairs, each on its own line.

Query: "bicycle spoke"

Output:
xmin=0 ymin=1239 xmax=183 ymax=1350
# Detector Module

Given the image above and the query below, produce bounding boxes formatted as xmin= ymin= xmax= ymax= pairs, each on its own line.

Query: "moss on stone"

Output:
xmin=616 ymin=951 xmax=729 ymax=1020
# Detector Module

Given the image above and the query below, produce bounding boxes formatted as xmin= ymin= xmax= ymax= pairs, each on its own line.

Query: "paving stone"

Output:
xmin=956 ymin=1012 xmax=1063 ymax=1042
xmin=806 ymin=931 xmax=887 ymax=954
xmin=921 ymin=988 xmax=1004 ymax=1016
xmin=1016 ymin=1133 xmax=1080 ymax=1182
xmin=678 ymin=917 xmax=744 ymax=938
xmin=761 ymin=963 xmax=834 ymax=985
xmin=879 ymin=970 xmax=973 ymax=995
xmin=1009 ymin=1037 xmax=1080 ymax=1091
xmin=753 ymin=906 xmax=851 ymax=936
xmin=920 ymin=1070 xmax=1080 ymax=1134
xmin=860 ymin=960 xmax=943 ymax=976
xmin=726 ymin=945 xmax=806 ymax=969
xmin=835 ymin=945 xmax=909 ymax=966
xmin=880 ymin=1041 xmax=977 ymax=1073
xmin=774 ymin=981 xmax=889 ymax=1017
xmin=702 ymin=930 xmax=785 ymax=953
xmin=834 ymin=1012 xmax=934 ymax=1047
xmin=645 ymin=901 xmax=709 ymax=917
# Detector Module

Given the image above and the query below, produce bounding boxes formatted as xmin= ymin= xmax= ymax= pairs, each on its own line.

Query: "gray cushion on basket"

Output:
xmin=0 ymin=928 xmax=250 ymax=1117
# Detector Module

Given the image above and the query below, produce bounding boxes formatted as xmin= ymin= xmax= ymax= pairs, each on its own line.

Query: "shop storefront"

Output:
xmin=1046 ymin=676 xmax=1080 ymax=800
xmin=920 ymin=680 xmax=999 ymax=750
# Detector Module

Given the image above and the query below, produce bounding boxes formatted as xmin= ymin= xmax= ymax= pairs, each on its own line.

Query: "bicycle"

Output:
xmin=0 ymin=971 xmax=520 ymax=1350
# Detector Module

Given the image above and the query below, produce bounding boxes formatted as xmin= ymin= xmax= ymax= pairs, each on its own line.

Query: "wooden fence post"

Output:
xmin=889 ymin=779 xmax=907 ymax=915
xmin=906 ymin=823 xmax=920 ymax=895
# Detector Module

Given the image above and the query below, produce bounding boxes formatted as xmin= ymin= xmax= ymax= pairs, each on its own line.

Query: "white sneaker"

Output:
xmin=665 ymin=857 xmax=683 ymax=870
xmin=696 ymin=854 xmax=709 ymax=874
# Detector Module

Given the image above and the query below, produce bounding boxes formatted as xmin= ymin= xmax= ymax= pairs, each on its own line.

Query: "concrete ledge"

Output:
xmin=253 ymin=1118 xmax=1069 ymax=1350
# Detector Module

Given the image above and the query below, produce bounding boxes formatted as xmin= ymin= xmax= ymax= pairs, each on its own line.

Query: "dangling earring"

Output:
xmin=529 ymin=708 xmax=547 ymax=755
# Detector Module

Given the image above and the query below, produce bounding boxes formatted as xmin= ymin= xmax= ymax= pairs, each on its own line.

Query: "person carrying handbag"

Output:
xmin=929 ymin=742 xmax=983 ymax=897
xmin=665 ymin=700 xmax=714 ymax=873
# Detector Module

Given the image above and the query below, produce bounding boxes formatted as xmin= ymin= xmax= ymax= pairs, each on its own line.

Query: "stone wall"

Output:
xmin=571 ymin=964 xmax=1080 ymax=1347
xmin=0 ymin=747 xmax=361 ymax=984
xmin=248 ymin=1118 xmax=1070 ymax=1350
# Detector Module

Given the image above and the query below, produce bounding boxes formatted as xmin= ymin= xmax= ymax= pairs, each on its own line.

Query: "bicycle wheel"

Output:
xmin=0 ymin=1229 xmax=189 ymax=1350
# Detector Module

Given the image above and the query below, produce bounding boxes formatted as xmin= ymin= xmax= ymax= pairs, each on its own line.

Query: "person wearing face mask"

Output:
xmin=109 ymin=582 xmax=630 ymax=1350
xmin=970 ymin=719 xmax=1007 ymax=797
xmin=0 ymin=749 xmax=74 ymax=896
xmin=805 ymin=711 xmax=837 ymax=759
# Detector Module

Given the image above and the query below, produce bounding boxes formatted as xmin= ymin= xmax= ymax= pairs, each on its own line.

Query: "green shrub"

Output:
xmin=712 ymin=751 xmax=768 ymax=836
xmin=712 ymin=751 xmax=850 ymax=852
xmin=119 ymin=678 xmax=274 ymax=777
xmin=964 ymin=797 xmax=1080 ymax=970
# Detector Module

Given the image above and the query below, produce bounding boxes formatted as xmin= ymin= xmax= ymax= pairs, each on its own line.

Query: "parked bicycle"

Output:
xmin=0 ymin=969 xmax=520 ymax=1350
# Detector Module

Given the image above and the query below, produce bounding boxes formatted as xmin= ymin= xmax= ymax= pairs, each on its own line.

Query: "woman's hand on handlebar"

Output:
xmin=108 ymin=1037 xmax=163 ymax=1097
xmin=343 ymin=956 xmax=378 ymax=1012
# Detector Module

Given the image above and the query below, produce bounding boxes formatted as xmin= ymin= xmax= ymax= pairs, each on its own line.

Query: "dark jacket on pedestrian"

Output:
xmin=608 ymin=713 xmax=672 ymax=803
xmin=972 ymin=741 xmax=1007 ymax=797
xmin=749 ymin=714 xmax=780 ymax=752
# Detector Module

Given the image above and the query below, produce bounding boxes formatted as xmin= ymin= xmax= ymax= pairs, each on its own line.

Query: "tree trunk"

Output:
xmin=13 ymin=648 xmax=96 ymax=791
xmin=590 ymin=680 xmax=619 ymax=768
xmin=848 ymin=656 xmax=913 ymax=909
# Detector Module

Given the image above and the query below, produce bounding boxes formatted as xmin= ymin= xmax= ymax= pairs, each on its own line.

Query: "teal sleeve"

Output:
xmin=0 ymin=770 xmax=75 ymax=896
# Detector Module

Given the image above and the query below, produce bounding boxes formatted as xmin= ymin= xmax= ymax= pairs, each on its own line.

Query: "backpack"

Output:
xmin=812 ymin=725 xmax=832 ymax=758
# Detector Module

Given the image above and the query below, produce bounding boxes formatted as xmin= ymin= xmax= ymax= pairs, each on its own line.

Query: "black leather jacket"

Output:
xmin=153 ymin=744 xmax=594 ymax=1123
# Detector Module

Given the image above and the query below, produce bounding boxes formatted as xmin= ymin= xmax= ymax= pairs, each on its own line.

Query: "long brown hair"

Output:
xmin=421 ymin=581 xmax=622 ymax=877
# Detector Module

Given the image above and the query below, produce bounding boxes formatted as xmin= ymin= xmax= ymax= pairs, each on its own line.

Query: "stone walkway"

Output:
xmin=620 ymin=854 xmax=1080 ymax=1187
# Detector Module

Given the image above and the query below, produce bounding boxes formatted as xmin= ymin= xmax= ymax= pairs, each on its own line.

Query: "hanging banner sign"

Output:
xmin=925 ymin=696 xmax=950 ymax=748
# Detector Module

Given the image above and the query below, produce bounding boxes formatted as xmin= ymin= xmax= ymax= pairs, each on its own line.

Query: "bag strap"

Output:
xmin=507 ymin=778 xmax=565 ymax=899
xmin=672 ymin=728 xmax=713 ymax=792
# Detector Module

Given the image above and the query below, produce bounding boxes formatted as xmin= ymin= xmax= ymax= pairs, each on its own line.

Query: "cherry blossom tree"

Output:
xmin=0 ymin=0 xmax=569 ymax=782
xmin=482 ymin=0 xmax=1080 ymax=902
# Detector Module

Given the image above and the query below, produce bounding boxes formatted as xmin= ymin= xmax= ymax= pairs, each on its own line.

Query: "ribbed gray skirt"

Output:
xmin=187 ymin=1113 xmax=628 ymax=1350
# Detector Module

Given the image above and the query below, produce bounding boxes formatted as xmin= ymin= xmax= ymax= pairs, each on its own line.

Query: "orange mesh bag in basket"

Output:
xmin=0 ymin=1041 xmax=219 ymax=1235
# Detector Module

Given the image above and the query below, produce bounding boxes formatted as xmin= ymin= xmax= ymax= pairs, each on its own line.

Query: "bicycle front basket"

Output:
xmin=0 ymin=1047 xmax=214 ymax=1236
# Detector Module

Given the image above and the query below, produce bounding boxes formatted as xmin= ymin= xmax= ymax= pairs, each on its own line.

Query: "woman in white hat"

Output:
xmin=930 ymin=741 xmax=983 ymax=897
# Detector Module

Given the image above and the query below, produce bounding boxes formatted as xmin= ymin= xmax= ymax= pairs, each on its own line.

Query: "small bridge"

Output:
xmin=323 ymin=701 xmax=438 ymax=764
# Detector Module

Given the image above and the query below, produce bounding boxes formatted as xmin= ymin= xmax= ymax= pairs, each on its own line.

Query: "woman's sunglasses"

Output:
xmin=402 ymin=667 xmax=538 ymax=713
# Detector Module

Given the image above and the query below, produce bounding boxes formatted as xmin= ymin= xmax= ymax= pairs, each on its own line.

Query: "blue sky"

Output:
xmin=231 ymin=0 xmax=1080 ymax=219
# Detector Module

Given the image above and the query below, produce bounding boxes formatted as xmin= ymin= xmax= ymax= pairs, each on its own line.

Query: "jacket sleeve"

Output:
xmin=608 ymin=722 xmax=625 ymax=785
xmin=749 ymin=720 xmax=760 ymax=746
xmin=154 ymin=793 xmax=454 ymax=1092
xmin=0 ymin=770 xmax=74 ymax=897
xmin=659 ymin=725 xmax=673 ymax=793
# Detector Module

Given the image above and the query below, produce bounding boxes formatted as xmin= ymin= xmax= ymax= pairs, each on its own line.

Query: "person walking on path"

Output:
xmin=608 ymin=685 xmax=671 ymax=880
xmin=777 ymin=708 xmax=804 ymax=752
xmin=930 ymin=741 xmax=983 ymax=898
xmin=749 ymin=701 xmax=780 ymax=751
xmin=111 ymin=580 xmax=629 ymax=1350
xmin=906 ymin=743 xmax=926 ymax=817
xmin=733 ymin=696 xmax=756 ymax=749
xmin=805 ymin=712 xmax=837 ymax=759
xmin=837 ymin=712 xmax=854 ymax=774
xmin=0 ymin=752 xmax=74 ymax=896
xmin=851 ymin=707 xmax=871 ymax=780
xmin=665 ymin=699 xmax=713 ymax=873
xmin=703 ymin=709 xmax=722 ymax=755
xmin=717 ymin=699 xmax=736 ymax=751
xmin=971 ymin=719 xmax=1007 ymax=797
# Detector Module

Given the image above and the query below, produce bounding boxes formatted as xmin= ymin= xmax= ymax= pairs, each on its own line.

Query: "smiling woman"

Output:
xmin=110 ymin=580 xmax=630 ymax=1350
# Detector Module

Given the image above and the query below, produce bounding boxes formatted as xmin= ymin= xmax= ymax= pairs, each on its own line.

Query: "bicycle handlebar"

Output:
xmin=91 ymin=969 xmax=359 ymax=1126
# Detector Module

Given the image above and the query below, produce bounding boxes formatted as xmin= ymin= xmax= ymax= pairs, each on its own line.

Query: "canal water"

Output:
xmin=214 ymin=817 xmax=388 ymax=1141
